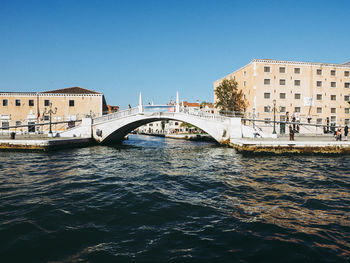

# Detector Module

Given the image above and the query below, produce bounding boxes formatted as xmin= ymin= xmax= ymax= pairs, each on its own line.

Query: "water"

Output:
xmin=0 ymin=135 xmax=349 ymax=262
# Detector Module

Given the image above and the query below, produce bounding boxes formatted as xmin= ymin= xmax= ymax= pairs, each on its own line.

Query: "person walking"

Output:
xmin=289 ymin=125 xmax=294 ymax=141
xmin=307 ymin=115 xmax=311 ymax=123
xmin=336 ymin=126 xmax=342 ymax=141
xmin=292 ymin=112 xmax=296 ymax=131
xmin=344 ymin=124 xmax=348 ymax=141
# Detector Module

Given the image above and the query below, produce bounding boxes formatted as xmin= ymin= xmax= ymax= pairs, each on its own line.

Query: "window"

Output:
xmin=331 ymin=108 xmax=336 ymax=114
xmin=280 ymin=106 xmax=286 ymax=112
xmin=44 ymin=116 xmax=49 ymax=121
xmin=345 ymin=71 xmax=350 ymax=77
xmin=345 ymin=108 xmax=350 ymax=114
xmin=243 ymin=71 xmax=246 ymax=76
xmin=280 ymin=93 xmax=286 ymax=99
xmin=331 ymin=95 xmax=336 ymax=100
xmin=316 ymin=69 xmax=322 ymax=75
xmin=331 ymin=82 xmax=336 ymax=88
xmin=345 ymin=82 xmax=350 ymax=88
xmin=44 ymin=100 xmax=50 ymax=106
xmin=317 ymin=107 xmax=322 ymax=113
xmin=28 ymin=121 xmax=35 ymax=133
xmin=16 ymin=121 xmax=22 ymax=126
xmin=316 ymin=81 xmax=322 ymax=87
xmin=15 ymin=99 xmax=21 ymax=106
xmin=330 ymin=70 xmax=336 ymax=76
xmin=264 ymin=118 xmax=271 ymax=124
xmin=2 ymin=121 xmax=9 ymax=130
xmin=317 ymin=94 xmax=322 ymax=100
xmin=264 ymin=79 xmax=270 ymax=85
xmin=264 ymin=93 xmax=271 ymax=99
xmin=29 ymin=100 xmax=34 ymax=106
xmin=316 ymin=118 xmax=322 ymax=125
xmin=175 ymin=122 xmax=179 ymax=126
xmin=294 ymin=68 xmax=300 ymax=74
xmin=331 ymin=116 xmax=336 ymax=123
xmin=345 ymin=119 xmax=350 ymax=125
xmin=264 ymin=106 xmax=270 ymax=113
xmin=2 ymin=99 xmax=8 ymax=106
xmin=294 ymin=107 xmax=301 ymax=113
xmin=280 ymin=79 xmax=286 ymax=85
xmin=294 ymin=93 xmax=301 ymax=99
xmin=279 ymin=67 xmax=286 ymax=73
xmin=69 ymin=100 xmax=75 ymax=107
xmin=345 ymin=95 xmax=350 ymax=101
xmin=264 ymin=66 xmax=270 ymax=73
xmin=294 ymin=80 xmax=301 ymax=86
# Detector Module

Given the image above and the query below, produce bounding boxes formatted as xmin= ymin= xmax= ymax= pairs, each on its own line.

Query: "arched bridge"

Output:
xmin=91 ymin=105 xmax=242 ymax=144
xmin=60 ymin=93 xmax=250 ymax=144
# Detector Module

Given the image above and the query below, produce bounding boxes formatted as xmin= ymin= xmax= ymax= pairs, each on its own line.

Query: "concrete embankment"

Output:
xmin=229 ymin=137 xmax=350 ymax=155
xmin=0 ymin=137 xmax=93 ymax=151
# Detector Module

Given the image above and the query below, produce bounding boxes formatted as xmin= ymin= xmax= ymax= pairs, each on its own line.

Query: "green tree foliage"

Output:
xmin=200 ymin=101 xmax=210 ymax=108
xmin=214 ymin=78 xmax=247 ymax=113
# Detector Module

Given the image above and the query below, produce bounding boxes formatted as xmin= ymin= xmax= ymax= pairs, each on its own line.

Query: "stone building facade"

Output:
xmin=0 ymin=87 xmax=107 ymax=133
xmin=214 ymin=59 xmax=350 ymax=128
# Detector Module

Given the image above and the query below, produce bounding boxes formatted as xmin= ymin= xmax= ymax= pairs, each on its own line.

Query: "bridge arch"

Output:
xmin=92 ymin=112 xmax=236 ymax=144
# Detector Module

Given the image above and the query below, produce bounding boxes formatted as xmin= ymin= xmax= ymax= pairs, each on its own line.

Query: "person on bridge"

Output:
xmin=345 ymin=124 xmax=349 ymax=141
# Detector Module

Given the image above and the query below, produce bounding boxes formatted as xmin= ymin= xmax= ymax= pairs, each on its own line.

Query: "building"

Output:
xmin=0 ymin=87 xmax=108 ymax=133
xmin=214 ymin=59 xmax=350 ymax=132
xmin=138 ymin=101 xmax=201 ymax=134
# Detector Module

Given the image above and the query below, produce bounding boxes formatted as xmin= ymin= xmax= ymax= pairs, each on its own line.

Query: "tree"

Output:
xmin=200 ymin=101 xmax=210 ymax=109
xmin=214 ymin=78 xmax=247 ymax=114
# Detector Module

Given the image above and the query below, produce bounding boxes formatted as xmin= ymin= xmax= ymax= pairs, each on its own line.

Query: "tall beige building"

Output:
xmin=214 ymin=59 xmax=350 ymax=128
xmin=0 ymin=87 xmax=107 ymax=133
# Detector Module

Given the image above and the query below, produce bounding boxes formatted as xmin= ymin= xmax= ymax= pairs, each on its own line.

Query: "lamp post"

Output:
xmin=272 ymin=99 xmax=277 ymax=134
xmin=43 ymin=103 xmax=57 ymax=135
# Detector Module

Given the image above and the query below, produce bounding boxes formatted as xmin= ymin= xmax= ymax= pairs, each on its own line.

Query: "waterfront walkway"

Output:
xmin=230 ymin=135 xmax=350 ymax=154
xmin=0 ymin=135 xmax=92 ymax=151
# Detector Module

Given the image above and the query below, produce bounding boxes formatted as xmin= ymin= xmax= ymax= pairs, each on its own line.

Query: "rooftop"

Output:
xmin=252 ymin=59 xmax=350 ymax=67
xmin=181 ymin=101 xmax=200 ymax=107
xmin=0 ymin=87 xmax=102 ymax=95
xmin=42 ymin=87 xmax=101 ymax=95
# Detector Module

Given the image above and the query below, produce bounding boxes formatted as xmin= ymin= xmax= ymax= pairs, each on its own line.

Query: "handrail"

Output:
xmin=0 ymin=119 xmax=82 ymax=130
xmin=92 ymin=107 xmax=139 ymax=124
xmin=92 ymin=105 xmax=231 ymax=124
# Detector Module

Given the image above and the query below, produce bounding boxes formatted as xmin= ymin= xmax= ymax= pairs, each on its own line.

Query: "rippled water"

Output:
xmin=0 ymin=135 xmax=349 ymax=262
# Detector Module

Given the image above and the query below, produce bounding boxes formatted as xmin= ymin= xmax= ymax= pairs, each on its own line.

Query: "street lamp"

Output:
xmin=43 ymin=103 xmax=57 ymax=135
xmin=272 ymin=99 xmax=277 ymax=134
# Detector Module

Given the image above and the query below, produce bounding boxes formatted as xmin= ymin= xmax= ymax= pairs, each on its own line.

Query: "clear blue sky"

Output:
xmin=0 ymin=0 xmax=349 ymax=108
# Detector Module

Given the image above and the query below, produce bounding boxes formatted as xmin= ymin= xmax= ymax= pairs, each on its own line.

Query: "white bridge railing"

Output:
xmin=92 ymin=105 xmax=230 ymax=125
xmin=93 ymin=107 xmax=139 ymax=124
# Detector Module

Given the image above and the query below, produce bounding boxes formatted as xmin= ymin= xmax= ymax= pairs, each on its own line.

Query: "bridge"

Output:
xmin=60 ymin=93 xmax=262 ymax=144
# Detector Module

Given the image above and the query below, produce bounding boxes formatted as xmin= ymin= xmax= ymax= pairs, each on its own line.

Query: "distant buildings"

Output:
xmin=214 ymin=59 xmax=350 ymax=127
xmin=0 ymin=87 xmax=109 ymax=133
xmin=138 ymin=101 xmax=204 ymax=134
